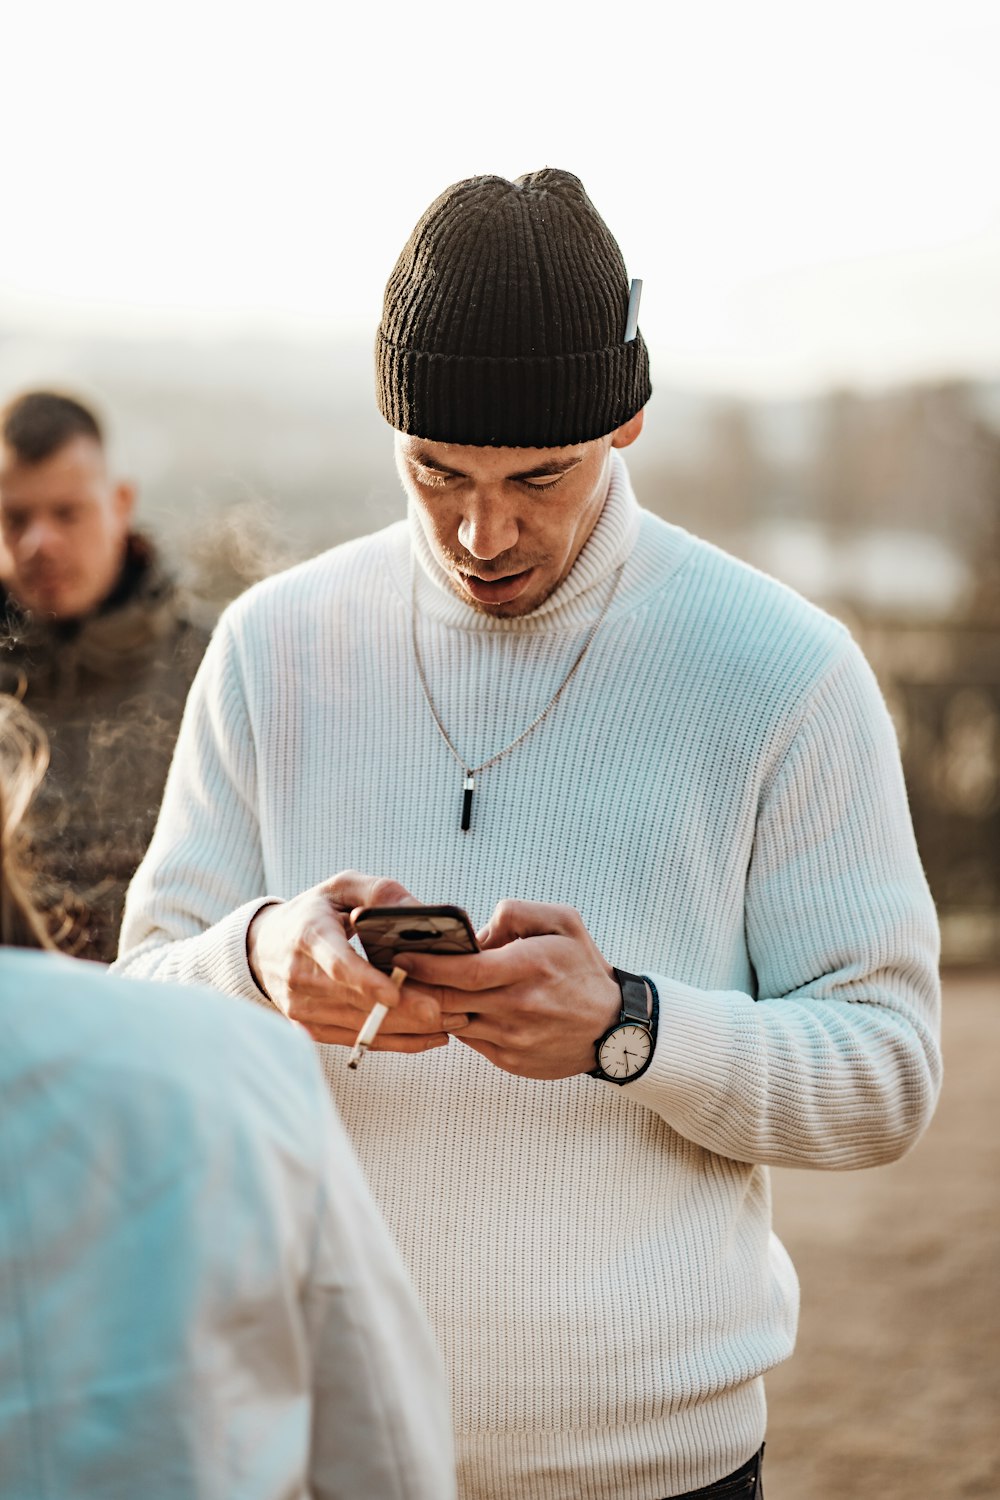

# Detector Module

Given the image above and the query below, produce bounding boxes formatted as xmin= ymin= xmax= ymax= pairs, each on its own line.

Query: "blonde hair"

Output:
xmin=0 ymin=694 xmax=56 ymax=949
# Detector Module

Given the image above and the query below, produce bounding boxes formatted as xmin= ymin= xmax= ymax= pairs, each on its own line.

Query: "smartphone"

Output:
xmin=352 ymin=904 xmax=480 ymax=973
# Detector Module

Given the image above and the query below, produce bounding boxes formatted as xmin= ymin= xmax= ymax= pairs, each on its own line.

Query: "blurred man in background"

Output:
xmin=0 ymin=390 xmax=209 ymax=959
xmin=0 ymin=692 xmax=457 ymax=1499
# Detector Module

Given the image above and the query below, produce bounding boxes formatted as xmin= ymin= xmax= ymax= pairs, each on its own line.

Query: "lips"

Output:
xmin=24 ymin=571 xmax=69 ymax=595
xmin=458 ymin=568 xmax=535 ymax=605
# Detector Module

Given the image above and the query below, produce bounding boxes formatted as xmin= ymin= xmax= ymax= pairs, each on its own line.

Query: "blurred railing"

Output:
xmin=859 ymin=618 xmax=1000 ymax=965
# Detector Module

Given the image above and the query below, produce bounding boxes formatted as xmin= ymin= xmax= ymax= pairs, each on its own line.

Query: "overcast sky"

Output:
xmin=3 ymin=0 xmax=999 ymax=396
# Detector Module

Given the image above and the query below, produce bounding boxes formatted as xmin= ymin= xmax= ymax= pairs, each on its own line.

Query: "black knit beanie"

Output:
xmin=375 ymin=167 xmax=651 ymax=448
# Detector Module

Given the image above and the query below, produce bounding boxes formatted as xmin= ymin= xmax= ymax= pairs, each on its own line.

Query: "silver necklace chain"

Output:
xmin=411 ymin=561 xmax=625 ymax=829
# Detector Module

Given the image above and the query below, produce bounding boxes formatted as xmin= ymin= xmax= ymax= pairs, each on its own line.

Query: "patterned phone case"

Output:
xmin=354 ymin=905 xmax=479 ymax=972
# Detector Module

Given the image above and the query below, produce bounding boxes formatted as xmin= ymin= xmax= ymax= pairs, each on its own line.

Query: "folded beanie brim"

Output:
xmin=376 ymin=331 xmax=651 ymax=448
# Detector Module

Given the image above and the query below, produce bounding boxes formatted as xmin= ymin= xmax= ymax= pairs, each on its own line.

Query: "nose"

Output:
xmin=21 ymin=516 xmax=61 ymax=559
xmin=457 ymin=495 xmax=519 ymax=562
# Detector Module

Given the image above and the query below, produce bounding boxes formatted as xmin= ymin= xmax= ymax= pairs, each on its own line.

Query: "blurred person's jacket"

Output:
xmin=0 ymin=947 xmax=457 ymax=1500
xmin=0 ymin=533 xmax=210 ymax=960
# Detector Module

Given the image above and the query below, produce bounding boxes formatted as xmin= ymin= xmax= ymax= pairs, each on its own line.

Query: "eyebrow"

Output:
xmin=409 ymin=448 xmax=584 ymax=482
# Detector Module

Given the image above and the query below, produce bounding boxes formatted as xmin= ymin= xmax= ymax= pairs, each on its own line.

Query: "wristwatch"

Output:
xmin=589 ymin=969 xmax=657 ymax=1084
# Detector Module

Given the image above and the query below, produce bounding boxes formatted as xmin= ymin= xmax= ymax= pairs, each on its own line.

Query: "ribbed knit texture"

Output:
xmin=376 ymin=169 xmax=652 ymax=446
xmin=116 ymin=454 xmax=942 ymax=1500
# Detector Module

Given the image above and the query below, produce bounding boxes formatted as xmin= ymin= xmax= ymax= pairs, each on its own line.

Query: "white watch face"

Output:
xmin=597 ymin=1023 xmax=652 ymax=1079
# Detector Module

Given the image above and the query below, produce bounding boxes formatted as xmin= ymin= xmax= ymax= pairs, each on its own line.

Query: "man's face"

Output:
xmin=0 ymin=436 xmax=134 ymax=619
xmin=395 ymin=412 xmax=643 ymax=618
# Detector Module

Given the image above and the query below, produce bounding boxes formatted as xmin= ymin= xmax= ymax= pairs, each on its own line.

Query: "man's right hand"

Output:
xmin=246 ymin=871 xmax=456 ymax=1052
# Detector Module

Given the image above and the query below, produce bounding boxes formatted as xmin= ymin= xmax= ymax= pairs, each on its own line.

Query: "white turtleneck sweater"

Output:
xmin=116 ymin=453 xmax=941 ymax=1500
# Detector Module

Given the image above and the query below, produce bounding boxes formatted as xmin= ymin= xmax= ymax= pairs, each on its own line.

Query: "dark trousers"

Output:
xmin=664 ymin=1444 xmax=764 ymax=1499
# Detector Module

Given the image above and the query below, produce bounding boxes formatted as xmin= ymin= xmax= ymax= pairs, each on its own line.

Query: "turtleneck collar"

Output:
xmin=407 ymin=449 xmax=642 ymax=633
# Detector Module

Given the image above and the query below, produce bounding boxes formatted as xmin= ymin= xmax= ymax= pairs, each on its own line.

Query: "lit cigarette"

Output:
xmin=347 ymin=966 xmax=406 ymax=1070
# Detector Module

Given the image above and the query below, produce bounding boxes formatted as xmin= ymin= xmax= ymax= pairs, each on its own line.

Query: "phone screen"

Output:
xmin=352 ymin=904 xmax=479 ymax=973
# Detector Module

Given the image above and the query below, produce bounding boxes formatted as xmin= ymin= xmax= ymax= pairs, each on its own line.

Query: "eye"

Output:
xmin=517 ymin=473 xmax=567 ymax=491
xmin=414 ymin=466 xmax=453 ymax=490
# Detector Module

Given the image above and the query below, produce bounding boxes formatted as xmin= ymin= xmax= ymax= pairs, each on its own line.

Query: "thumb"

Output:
xmin=479 ymin=899 xmax=581 ymax=949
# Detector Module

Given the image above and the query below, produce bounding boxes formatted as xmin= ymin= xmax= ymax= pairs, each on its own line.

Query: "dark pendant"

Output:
xmin=461 ymin=774 xmax=474 ymax=832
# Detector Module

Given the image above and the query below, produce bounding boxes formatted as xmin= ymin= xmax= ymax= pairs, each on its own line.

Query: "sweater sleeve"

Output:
xmin=625 ymin=640 xmax=942 ymax=1170
xmin=113 ymin=612 xmax=276 ymax=1001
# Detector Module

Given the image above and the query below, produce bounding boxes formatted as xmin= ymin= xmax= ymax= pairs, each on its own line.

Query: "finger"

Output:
xmin=385 ymin=977 xmax=471 ymax=1029
xmin=295 ymin=970 xmax=434 ymax=1029
xmin=478 ymin=899 xmax=583 ymax=948
xmin=347 ymin=898 xmax=423 ymax=934
xmin=305 ymin=1023 xmax=450 ymax=1052
xmin=319 ymin=869 xmax=417 ymax=913
xmin=294 ymin=998 xmax=443 ymax=1033
xmin=311 ymin=944 xmax=403 ymax=1006
xmin=305 ymin=922 xmax=404 ymax=1005
xmin=397 ymin=945 xmax=538 ymax=992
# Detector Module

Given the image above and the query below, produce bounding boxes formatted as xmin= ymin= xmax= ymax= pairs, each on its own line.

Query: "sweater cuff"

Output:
xmin=211 ymin=897 xmax=285 ymax=1010
xmin=619 ymin=973 xmax=760 ymax=1134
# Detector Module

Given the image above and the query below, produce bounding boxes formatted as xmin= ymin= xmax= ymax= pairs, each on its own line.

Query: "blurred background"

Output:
xmin=2 ymin=1 xmax=997 ymax=1492
xmin=4 ymin=0 xmax=998 ymax=968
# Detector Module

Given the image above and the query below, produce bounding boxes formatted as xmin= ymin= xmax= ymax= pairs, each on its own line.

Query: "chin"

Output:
xmin=21 ymin=587 xmax=81 ymax=620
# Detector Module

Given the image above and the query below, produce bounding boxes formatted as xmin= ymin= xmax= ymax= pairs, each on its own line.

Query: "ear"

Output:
xmin=610 ymin=408 xmax=644 ymax=450
xmin=113 ymin=481 xmax=137 ymax=524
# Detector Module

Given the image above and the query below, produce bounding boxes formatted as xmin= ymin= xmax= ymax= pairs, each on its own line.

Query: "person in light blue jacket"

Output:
xmin=0 ymin=694 xmax=456 ymax=1500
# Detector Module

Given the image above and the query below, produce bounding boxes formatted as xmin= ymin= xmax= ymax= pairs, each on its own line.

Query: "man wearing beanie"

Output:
xmin=116 ymin=169 xmax=941 ymax=1500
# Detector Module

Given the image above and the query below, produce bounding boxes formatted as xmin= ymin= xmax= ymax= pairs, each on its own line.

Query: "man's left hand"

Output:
xmin=396 ymin=900 xmax=622 ymax=1080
